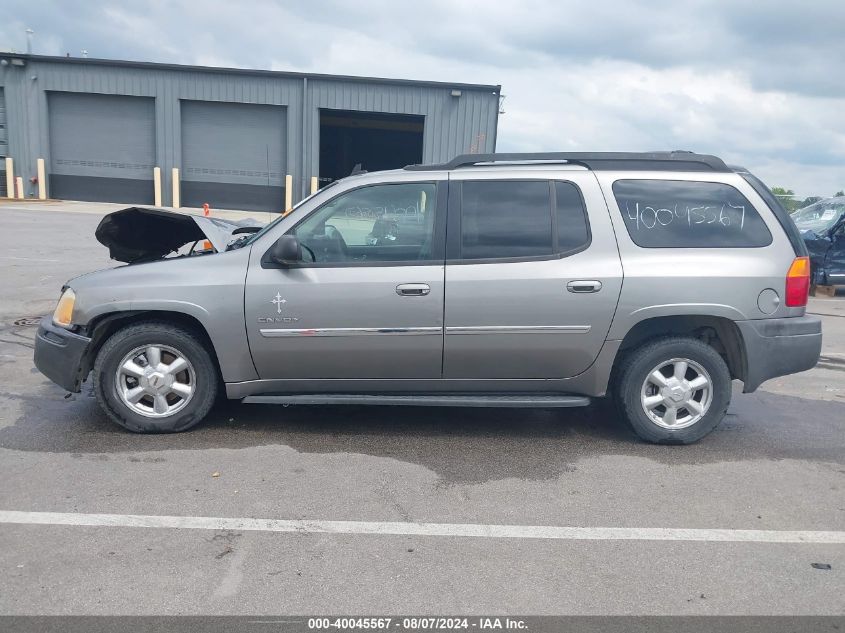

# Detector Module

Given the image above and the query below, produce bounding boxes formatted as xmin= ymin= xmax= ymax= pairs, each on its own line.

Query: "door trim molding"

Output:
xmin=259 ymin=326 xmax=442 ymax=338
xmin=259 ymin=325 xmax=591 ymax=338
xmin=445 ymin=325 xmax=591 ymax=335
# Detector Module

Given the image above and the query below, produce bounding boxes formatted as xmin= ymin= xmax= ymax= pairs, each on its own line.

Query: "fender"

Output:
xmin=67 ymin=245 xmax=257 ymax=383
xmin=608 ymin=302 xmax=747 ymax=340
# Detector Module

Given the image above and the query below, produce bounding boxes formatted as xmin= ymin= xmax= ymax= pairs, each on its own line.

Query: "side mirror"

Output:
xmin=270 ymin=234 xmax=303 ymax=265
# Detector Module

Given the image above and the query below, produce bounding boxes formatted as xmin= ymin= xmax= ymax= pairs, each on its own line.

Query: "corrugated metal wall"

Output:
xmin=0 ymin=56 xmax=499 ymax=206
xmin=306 ymin=78 xmax=498 ymax=181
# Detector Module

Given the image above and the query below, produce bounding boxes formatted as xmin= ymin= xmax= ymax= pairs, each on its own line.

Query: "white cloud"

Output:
xmin=1 ymin=0 xmax=843 ymax=197
xmin=287 ymin=35 xmax=845 ymax=196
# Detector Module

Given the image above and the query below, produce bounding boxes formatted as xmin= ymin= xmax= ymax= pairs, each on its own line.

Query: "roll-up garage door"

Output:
xmin=181 ymin=101 xmax=286 ymax=212
xmin=0 ymin=88 xmax=7 ymax=198
xmin=48 ymin=92 xmax=156 ymax=203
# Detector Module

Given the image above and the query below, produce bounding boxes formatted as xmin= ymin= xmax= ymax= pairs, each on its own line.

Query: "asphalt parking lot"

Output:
xmin=0 ymin=202 xmax=843 ymax=615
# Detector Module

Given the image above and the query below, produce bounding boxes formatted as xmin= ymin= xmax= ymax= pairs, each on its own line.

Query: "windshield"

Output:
xmin=239 ymin=180 xmax=341 ymax=247
xmin=791 ymin=197 xmax=845 ymax=233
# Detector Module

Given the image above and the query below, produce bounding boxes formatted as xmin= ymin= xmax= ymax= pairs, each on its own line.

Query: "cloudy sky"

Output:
xmin=2 ymin=0 xmax=843 ymax=197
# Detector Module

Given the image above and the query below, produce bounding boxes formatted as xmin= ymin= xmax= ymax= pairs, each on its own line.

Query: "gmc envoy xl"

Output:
xmin=34 ymin=152 xmax=822 ymax=443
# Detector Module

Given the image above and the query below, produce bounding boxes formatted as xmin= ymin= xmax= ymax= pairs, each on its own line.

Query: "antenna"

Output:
xmin=25 ymin=28 xmax=34 ymax=54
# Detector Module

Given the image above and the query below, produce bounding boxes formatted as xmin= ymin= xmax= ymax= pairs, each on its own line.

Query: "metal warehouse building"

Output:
xmin=0 ymin=54 xmax=500 ymax=211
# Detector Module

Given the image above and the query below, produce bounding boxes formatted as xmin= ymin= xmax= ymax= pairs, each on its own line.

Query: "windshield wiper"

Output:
xmin=226 ymin=235 xmax=252 ymax=251
xmin=225 ymin=226 xmax=262 ymax=251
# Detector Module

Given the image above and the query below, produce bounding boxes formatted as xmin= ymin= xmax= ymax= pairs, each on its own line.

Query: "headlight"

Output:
xmin=52 ymin=288 xmax=76 ymax=328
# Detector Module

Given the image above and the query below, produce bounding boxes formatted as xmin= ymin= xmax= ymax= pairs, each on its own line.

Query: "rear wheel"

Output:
xmin=615 ymin=337 xmax=731 ymax=444
xmin=93 ymin=322 xmax=218 ymax=433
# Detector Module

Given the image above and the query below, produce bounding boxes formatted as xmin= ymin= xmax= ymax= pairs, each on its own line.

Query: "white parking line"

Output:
xmin=1 ymin=510 xmax=843 ymax=544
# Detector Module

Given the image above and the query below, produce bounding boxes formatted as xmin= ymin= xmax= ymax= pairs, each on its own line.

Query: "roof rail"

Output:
xmin=404 ymin=151 xmax=730 ymax=172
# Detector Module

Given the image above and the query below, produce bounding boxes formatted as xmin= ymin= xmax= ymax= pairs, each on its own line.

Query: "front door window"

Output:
xmin=291 ymin=182 xmax=438 ymax=264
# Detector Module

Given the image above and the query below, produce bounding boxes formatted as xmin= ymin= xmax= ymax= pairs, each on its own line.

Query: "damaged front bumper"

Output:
xmin=33 ymin=316 xmax=92 ymax=393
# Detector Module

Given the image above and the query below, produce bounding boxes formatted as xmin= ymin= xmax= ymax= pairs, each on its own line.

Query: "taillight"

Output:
xmin=785 ymin=257 xmax=810 ymax=307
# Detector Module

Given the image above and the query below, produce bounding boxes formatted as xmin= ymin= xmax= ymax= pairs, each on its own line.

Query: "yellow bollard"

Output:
xmin=171 ymin=168 xmax=180 ymax=209
xmin=284 ymin=174 xmax=293 ymax=212
xmin=153 ymin=167 xmax=162 ymax=207
xmin=4 ymin=157 xmax=13 ymax=199
xmin=310 ymin=176 xmax=318 ymax=195
xmin=37 ymin=158 xmax=47 ymax=200
xmin=15 ymin=176 xmax=24 ymax=199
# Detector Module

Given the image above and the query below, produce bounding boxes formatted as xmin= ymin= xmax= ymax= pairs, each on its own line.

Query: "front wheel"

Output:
xmin=615 ymin=337 xmax=732 ymax=444
xmin=93 ymin=322 xmax=219 ymax=433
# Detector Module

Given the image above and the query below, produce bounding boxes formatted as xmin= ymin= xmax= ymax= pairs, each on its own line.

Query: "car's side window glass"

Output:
xmin=612 ymin=179 xmax=773 ymax=248
xmin=290 ymin=182 xmax=437 ymax=264
xmin=555 ymin=181 xmax=590 ymax=253
xmin=790 ymin=200 xmax=845 ymax=235
xmin=460 ymin=180 xmax=553 ymax=259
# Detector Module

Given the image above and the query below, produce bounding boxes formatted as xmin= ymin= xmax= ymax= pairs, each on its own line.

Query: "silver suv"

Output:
xmin=34 ymin=152 xmax=822 ymax=443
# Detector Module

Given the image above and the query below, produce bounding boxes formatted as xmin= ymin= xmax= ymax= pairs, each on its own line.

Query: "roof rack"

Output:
xmin=404 ymin=151 xmax=730 ymax=172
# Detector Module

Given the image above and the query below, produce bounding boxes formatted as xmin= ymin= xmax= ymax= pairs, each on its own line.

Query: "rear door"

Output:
xmin=443 ymin=170 xmax=623 ymax=379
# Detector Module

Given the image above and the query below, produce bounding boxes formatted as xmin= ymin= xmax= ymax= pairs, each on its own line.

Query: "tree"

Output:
xmin=835 ymin=190 xmax=844 ymax=197
xmin=801 ymin=196 xmax=822 ymax=207
xmin=771 ymin=187 xmax=800 ymax=212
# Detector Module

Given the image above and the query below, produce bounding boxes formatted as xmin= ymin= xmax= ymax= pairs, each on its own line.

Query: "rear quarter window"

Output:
xmin=612 ymin=179 xmax=773 ymax=248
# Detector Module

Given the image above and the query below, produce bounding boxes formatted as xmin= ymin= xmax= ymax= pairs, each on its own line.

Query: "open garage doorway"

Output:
xmin=319 ymin=109 xmax=424 ymax=186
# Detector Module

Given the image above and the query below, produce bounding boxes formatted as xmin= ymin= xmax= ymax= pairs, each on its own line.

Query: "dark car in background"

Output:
xmin=791 ymin=196 xmax=845 ymax=287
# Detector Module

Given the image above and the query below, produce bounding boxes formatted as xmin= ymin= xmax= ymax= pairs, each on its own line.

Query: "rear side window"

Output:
xmin=461 ymin=181 xmax=552 ymax=259
xmin=612 ymin=179 xmax=772 ymax=248
xmin=555 ymin=181 xmax=590 ymax=253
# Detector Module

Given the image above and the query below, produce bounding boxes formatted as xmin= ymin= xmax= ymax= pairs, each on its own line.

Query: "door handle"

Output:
xmin=396 ymin=283 xmax=431 ymax=296
xmin=567 ymin=280 xmax=603 ymax=293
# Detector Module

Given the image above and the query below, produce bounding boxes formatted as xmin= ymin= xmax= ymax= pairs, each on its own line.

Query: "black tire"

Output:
xmin=614 ymin=337 xmax=731 ymax=444
xmin=93 ymin=322 xmax=219 ymax=433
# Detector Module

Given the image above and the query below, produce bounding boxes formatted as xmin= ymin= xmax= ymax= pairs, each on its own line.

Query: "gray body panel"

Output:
xmin=223 ymin=339 xmax=625 ymax=399
xmin=594 ymin=171 xmax=806 ymax=343
xmin=244 ymin=263 xmax=446 ymax=379
xmin=69 ymin=249 xmax=258 ymax=383
xmin=53 ymin=159 xmax=819 ymax=403
xmin=243 ymin=170 xmax=448 ymax=380
xmin=443 ymin=169 xmax=622 ymax=378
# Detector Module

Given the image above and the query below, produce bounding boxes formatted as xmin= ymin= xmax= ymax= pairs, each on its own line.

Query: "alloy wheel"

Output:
xmin=114 ymin=344 xmax=196 ymax=418
xmin=639 ymin=357 xmax=713 ymax=429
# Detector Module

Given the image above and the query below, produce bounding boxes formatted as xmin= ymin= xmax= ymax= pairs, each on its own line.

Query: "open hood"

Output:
xmin=94 ymin=207 xmax=260 ymax=263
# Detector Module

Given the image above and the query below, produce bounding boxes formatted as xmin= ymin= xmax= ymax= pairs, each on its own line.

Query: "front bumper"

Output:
xmin=736 ymin=315 xmax=822 ymax=392
xmin=33 ymin=316 xmax=92 ymax=393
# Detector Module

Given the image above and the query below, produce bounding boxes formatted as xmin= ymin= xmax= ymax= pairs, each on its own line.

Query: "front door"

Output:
xmin=443 ymin=172 xmax=623 ymax=379
xmin=245 ymin=180 xmax=446 ymax=380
